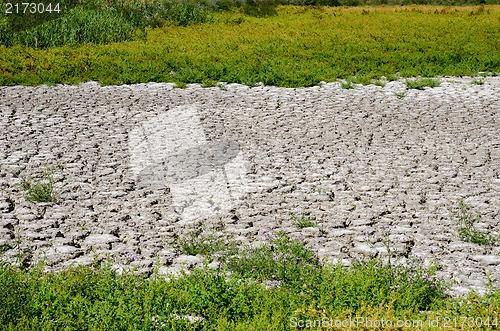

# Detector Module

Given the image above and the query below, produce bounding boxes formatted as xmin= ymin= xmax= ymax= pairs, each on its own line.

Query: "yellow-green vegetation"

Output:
xmin=1 ymin=232 xmax=499 ymax=330
xmin=1 ymin=5 xmax=499 ymax=86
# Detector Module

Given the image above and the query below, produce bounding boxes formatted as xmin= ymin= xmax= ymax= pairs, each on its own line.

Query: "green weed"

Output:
xmin=472 ymin=78 xmax=485 ymax=85
xmin=451 ymin=201 xmax=499 ymax=246
xmin=291 ymin=213 xmax=317 ymax=228
xmin=0 ymin=0 xmax=211 ymax=48
xmin=173 ymin=222 xmax=236 ymax=258
xmin=340 ymin=78 xmax=355 ymax=89
xmin=405 ymin=77 xmax=441 ymax=89
xmin=20 ymin=169 xmax=56 ymax=203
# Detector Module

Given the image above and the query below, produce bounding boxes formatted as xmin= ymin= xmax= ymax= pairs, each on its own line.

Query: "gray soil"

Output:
xmin=0 ymin=77 xmax=499 ymax=296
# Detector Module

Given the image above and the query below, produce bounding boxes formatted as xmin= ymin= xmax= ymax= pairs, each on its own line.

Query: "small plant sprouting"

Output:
xmin=451 ymin=201 xmax=498 ymax=246
xmin=395 ymin=91 xmax=406 ymax=99
xmin=291 ymin=213 xmax=317 ymax=229
xmin=217 ymin=83 xmax=228 ymax=91
xmin=472 ymin=78 xmax=485 ymax=85
xmin=20 ymin=168 xmax=57 ymax=203
xmin=405 ymin=77 xmax=440 ymax=90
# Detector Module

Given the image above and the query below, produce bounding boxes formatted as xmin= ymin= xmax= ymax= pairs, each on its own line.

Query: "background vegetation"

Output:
xmin=1 ymin=3 xmax=499 ymax=86
xmin=1 ymin=232 xmax=499 ymax=330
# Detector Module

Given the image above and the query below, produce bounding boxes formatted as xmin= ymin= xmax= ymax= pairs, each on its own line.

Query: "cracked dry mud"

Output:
xmin=0 ymin=77 xmax=499 ymax=296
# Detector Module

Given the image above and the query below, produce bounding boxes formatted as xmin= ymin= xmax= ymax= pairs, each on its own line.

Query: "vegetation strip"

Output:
xmin=1 ymin=5 xmax=499 ymax=86
xmin=1 ymin=232 xmax=499 ymax=330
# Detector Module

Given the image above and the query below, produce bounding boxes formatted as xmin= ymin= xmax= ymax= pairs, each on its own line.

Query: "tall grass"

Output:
xmin=0 ymin=0 xmax=211 ymax=48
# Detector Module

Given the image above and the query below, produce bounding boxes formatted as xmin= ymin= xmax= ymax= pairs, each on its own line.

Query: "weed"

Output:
xmin=173 ymin=81 xmax=188 ymax=89
xmin=472 ymin=78 xmax=485 ymax=85
xmin=20 ymin=168 xmax=56 ymax=203
xmin=395 ymin=91 xmax=406 ymax=98
xmin=451 ymin=201 xmax=498 ymax=246
xmin=405 ymin=77 xmax=441 ymax=90
xmin=313 ymin=185 xmax=325 ymax=194
xmin=224 ymin=231 xmax=323 ymax=292
xmin=173 ymin=222 xmax=236 ymax=258
xmin=291 ymin=213 xmax=317 ymax=228
xmin=201 ymin=79 xmax=217 ymax=87
xmin=340 ymin=79 xmax=355 ymax=89
xmin=217 ymin=82 xmax=228 ymax=91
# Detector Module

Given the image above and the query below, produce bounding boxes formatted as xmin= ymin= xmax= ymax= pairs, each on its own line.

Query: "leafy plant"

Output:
xmin=451 ymin=201 xmax=498 ymax=245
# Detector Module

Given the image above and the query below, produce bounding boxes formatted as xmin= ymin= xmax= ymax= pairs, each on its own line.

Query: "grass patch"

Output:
xmin=472 ymin=78 xmax=485 ymax=85
xmin=1 ymin=232 xmax=499 ymax=330
xmin=291 ymin=213 xmax=317 ymax=228
xmin=1 ymin=5 xmax=500 ymax=86
xmin=405 ymin=77 xmax=441 ymax=89
xmin=340 ymin=78 xmax=356 ymax=89
xmin=451 ymin=201 xmax=499 ymax=245
xmin=20 ymin=168 xmax=57 ymax=203
xmin=172 ymin=221 xmax=236 ymax=258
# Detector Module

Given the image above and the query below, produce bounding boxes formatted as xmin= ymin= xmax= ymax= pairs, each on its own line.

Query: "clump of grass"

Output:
xmin=173 ymin=81 xmax=188 ymax=89
xmin=291 ymin=213 xmax=317 ymax=228
xmin=201 ymin=78 xmax=218 ymax=87
xmin=20 ymin=169 xmax=56 ymax=203
xmin=472 ymin=78 xmax=485 ymax=85
xmin=451 ymin=201 xmax=499 ymax=246
xmin=340 ymin=78 xmax=355 ymax=89
xmin=405 ymin=77 xmax=441 ymax=90
xmin=173 ymin=222 xmax=236 ymax=258
xmin=395 ymin=91 xmax=406 ymax=98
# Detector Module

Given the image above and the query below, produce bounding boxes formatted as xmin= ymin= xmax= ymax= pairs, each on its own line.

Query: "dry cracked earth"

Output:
xmin=0 ymin=77 xmax=499 ymax=296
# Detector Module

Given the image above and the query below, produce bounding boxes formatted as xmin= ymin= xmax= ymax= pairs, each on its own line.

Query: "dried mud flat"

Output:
xmin=0 ymin=77 xmax=499 ymax=296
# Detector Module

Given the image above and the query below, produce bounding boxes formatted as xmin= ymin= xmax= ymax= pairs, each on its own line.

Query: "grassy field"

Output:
xmin=1 ymin=2 xmax=500 ymax=329
xmin=1 ymin=4 xmax=499 ymax=86
xmin=1 ymin=232 xmax=499 ymax=330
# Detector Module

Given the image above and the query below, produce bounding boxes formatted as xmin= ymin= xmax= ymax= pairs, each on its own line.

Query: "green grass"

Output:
xmin=1 ymin=5 xmax=499 ymax=86
xmin=452 ymin=201 xmax=499 ymax=246
xmin=173 ymin=221 xmax=237 ymax=257
xmin=20 ymin=169 xmax=57 ymax=203
xmin=1 ymin=232 xmax=499 ymax=330
xmin=405 ymin=77 xmax=441 ymax=89
xmin=291 ymin=213 xmax=317 ymax=228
